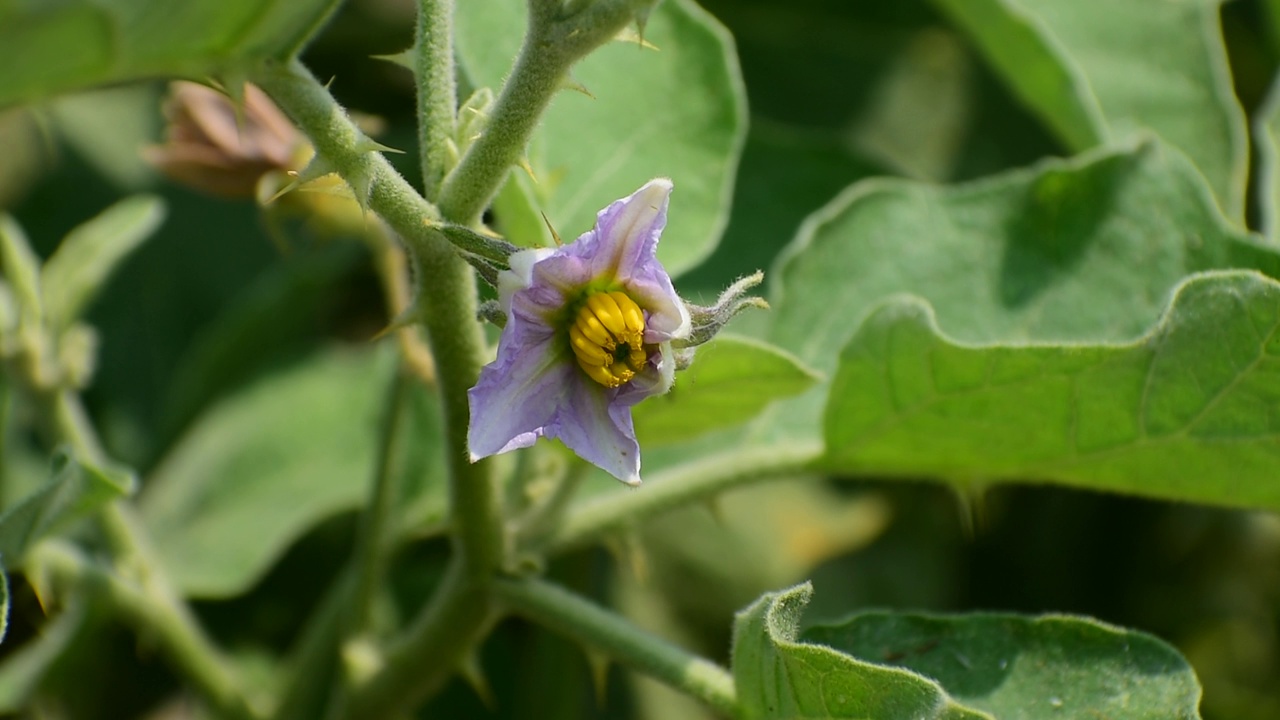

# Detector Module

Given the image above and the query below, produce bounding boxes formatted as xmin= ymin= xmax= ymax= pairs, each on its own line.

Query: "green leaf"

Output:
xmin=825 ymin=271 xmax=1280 ymax=511
xmin=633 ymin=336 xmax=819 ymax=446
xmin=140 ymin=345 xmax=398 ymax=598
xmin=0 ymin=450 xmax=136 ymax=570
xmin=803 ymin=612 xmax=1202 ymax=720
xmin=0 ymin=214 xmax=44 ymax=327
xmin=41 ymin=195 xmax=166 ymax=331
xmin=1256 ymin=74 xmax=1280 ymax=242
xmin=732 ymin=583 xmax=990 ymax=720
xmin=773 ymin=140 xmax=1280 ymax=373
xmin=933 ymin=0 xmax=1247 ymax=218
xmin=0 ymin=0 xmax=340 ymax=105
xmin=456 ymin=0 xmax=747 ymax=275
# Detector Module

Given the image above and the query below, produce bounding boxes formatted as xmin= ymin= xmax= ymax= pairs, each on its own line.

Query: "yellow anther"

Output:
xmin=570 ymin=290 xmax=648 ymax=388
xmin=609 ymin=291 xmax=646 ymax=338
xmin=586 ymin=293 xmax=627 ymax=337
xmin=569 ymin=325 xmax=610 ymax=366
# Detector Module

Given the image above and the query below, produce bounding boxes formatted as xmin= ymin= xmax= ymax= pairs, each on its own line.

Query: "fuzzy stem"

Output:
xmin=36 ymin=541 xmax=260 ymax=720
xmin=435 ymin=0 xmax=641 ymax=224
xmin=255 ymin=55 xmax=505 ymax=720
xmin=540 ymin=442 xmax=824 ymax=553
xmin=35 ymin=391 xmax=257 ymax=719
xmin=415 ymin=0 xmax=457 ymax=200
xmin=495 ymin=577 xmax=739 ymax=718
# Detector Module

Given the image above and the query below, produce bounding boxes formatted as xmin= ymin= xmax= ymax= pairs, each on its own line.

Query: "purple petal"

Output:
xmin=468 ymin=323 xmax=574 ymax=460
xmin=551 ymin=378 xmax=642 ymax=485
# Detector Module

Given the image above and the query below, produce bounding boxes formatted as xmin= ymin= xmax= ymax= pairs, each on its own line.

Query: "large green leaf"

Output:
xmin=768 ymin=140 xmax=1280 ymax=443
xmin=0 ymin=450 xmax=135 ymax=569
xmin=0 ymin=0 xmax=341 ymax=106
xmin=803 ymin=611 xmax=1202 ymax=720
xmin=140 ymin=345 xmax=399 ymax=598
xmin=933 ymin=0 xmax=1247 ymax=219
xmin=732 ymin=583 xmax=990 ymax=720
xmin=41 ymin=195 xmax=166 ymax=331
xmin=825 ymin=271 xmax=1280 ymax=511
xmin=772 ymin=140 xmax=1280 ymax=373
xmin=632 ymin=335 xmax=818 ymax=446
xmin=456 ymin=0 xmax=747 ymax=275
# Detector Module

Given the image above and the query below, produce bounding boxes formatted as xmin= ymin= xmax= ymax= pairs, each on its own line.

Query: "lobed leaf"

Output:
xmin=0 ymin=451 xmax=135 ymax=570
xmin=633 ymin=335 xmax=819 ymax=446
xmin=824 ymin=271 xmax=1280 ymax=511
xmin=803 ymin=611 xmax=1202 ymax=720
xmin=456 ymin=0 xmax=747 ymax=276
xmin=933 ymin=0 xmax=1247 ymax=219
xmin=732 ymin=583 xmax=990 ymax=720
xmin=772 ymin=140 xmax=1280 ymax=373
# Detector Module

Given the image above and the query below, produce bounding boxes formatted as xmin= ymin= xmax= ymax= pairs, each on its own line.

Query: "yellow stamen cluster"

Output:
xmin=569 ymin=291 xmax=648 ymax=388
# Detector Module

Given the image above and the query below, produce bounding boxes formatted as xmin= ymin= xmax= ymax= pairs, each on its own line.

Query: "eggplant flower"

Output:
xmin=467 ymin=179 xmax=690 ymax=485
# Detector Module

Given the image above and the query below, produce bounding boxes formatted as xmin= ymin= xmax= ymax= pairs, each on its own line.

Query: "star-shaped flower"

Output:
xmin=467 ymin=179 xmax=690 ymax=485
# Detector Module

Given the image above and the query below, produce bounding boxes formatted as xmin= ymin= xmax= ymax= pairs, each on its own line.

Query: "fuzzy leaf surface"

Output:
xmin=803 ymin=611 xmax=1202 ymax=720
xmin=825 ymin=271 xmax=1280 ymax=511
xmin=732 ymin=583 xmax=991 ymax=720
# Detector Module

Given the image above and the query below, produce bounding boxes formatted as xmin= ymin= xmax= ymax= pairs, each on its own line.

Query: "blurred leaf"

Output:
xmin=825 ymin=271 xmax=1280 ymax=511
xmin=41 ymin=195 xmax=166 ymax=331
xmin=1257 ymin=74 xmax=1280 ymax=242
xmin=0 ymin=601 xmax=84 ymax=708
xmin=159 ymin=244 xmax=361 ymax=444
xmin=633 ymin=335 xmax=818 ymax=446
xmin=929 ymin=0 xmax=1104 ymax=151
xmin=0 ymin=450 xmax=135 ymax=570
xmin=48 ymin=85 xmax=162 ymax=191
xmin=140 ymin=344 xmax=397 ymax=598
xmin=933 ymin=0 xmax=1247 ymax=218
xmin=803 ymin=611 xmax=1203 ymax=720
xmin=457 ymin=0 xmax=747 ymax=275
xmin=732 ymin=583 xmax=990 ymax=719
xmin=0 ymin=214 xmax=44 ymax=325
xmin=0 ymin=0 xmax=341 ymax=106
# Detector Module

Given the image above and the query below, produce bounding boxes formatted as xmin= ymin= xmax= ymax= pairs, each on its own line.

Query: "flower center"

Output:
xmin=568 ymin=291 xmax=648 ymax=388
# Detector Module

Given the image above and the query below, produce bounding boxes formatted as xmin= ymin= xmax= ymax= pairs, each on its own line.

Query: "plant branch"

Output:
xmin=415 ymin=0 xmax=457 ymax=200
xmin=435 ymin=0 xmax=642 ymax=224
xmin=33 ymin=390 xmax=259 ymax=718
xmin=540 ymin=442 xmax=824 ymax=553
xmin=494 ymin=577 xmax=739 ymax=718
xmin=35 ymin=533 xmax=259 ymax=720
xmin=346 ymin=367 xmax=412 ymax=634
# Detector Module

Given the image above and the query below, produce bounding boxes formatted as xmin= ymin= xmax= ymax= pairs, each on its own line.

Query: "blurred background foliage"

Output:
xmin=0 ymin=0 xmax=1277 ymax=718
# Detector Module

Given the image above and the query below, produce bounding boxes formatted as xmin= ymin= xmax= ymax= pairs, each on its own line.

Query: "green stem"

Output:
xmin=36 ymin=539 xmax=258 ymax=720
xmin=36 ymin=391 xmax=257 ymax=718
xmin=346 ymin=368 xmax=412 ymax=633
xmin=540 ymin=442 xmax=824 ymax=554
xmin=435 ymin=0 xmax=642 ymax=223
xmin=333 ymin=559 xmax=493 ymax=720
xmin=256 ymin=56 xmax=505 ymax=719
xmin=415 ymin=0 xmax=457 ymax=200
xmin=253 ymin=59 xmax=503 ymax=577
xmin=494 ymin=577 xmax=739 ymax=718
